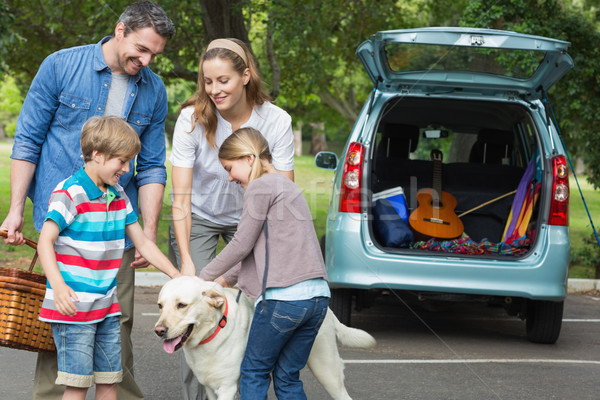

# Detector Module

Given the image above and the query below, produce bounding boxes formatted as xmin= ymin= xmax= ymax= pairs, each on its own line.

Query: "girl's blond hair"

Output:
xmin=179 ymin=38 xmax=271 ymax=148
xmin=80 ymin=116 xmax=140 ymax=162
xmin=218 ymin=127 xmax=272 ymax=183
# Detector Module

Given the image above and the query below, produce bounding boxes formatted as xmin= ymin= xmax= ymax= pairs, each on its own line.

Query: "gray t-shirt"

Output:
xmin=103 ymin=74 xmax=129 ymax=117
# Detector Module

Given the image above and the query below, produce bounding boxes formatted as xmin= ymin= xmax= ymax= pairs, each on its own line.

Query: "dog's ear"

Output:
xmin=202 ymin=289 xmax=225 ymax=309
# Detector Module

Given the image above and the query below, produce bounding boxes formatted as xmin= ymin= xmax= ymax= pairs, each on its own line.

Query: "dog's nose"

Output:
xmin=154 ymin=325 xmax=168 ymax=337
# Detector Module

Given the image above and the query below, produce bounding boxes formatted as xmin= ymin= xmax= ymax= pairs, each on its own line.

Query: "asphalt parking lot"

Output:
xmin=2 ymin=286 xmax=599 ymax=399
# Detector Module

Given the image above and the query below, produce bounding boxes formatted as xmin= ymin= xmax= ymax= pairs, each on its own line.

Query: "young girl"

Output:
xmin=199 ymin=127 xmax=330 ymax=399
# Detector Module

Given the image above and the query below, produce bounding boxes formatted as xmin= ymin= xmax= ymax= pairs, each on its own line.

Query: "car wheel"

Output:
xmin=525 ymin=300 xmax=563 ymax=344
xmin=330 ymin=288 xmax=352 ymax=326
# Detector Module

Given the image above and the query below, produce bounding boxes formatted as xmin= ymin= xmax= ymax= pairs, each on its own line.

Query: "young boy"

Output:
xmin=37 ymin=116 xmax=181 ymax=400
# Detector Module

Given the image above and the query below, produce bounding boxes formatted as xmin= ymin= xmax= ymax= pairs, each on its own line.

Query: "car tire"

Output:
xmin=330 ymin=288 xmax=352 ymax=326
xmin=525 ymin=300 xmax=563 ymax=344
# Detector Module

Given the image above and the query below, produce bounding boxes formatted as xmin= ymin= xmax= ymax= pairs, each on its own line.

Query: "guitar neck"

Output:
xmin=432 ymin=157 xmax=442 ymax=208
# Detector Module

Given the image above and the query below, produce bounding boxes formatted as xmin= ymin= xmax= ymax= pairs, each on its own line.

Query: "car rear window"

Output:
xmin=385 ymin=42 xmax=546 ymax=80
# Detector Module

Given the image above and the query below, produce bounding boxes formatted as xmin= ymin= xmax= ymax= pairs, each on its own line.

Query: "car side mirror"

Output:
xmin=315 ymin=151 xmax=338 ymax=170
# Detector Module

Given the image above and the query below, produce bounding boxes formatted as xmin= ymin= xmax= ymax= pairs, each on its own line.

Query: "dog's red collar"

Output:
xmin=198 ymin=296 xmax=228 ymax=345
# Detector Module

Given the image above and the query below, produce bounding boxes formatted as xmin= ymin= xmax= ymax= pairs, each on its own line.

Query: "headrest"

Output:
xmin=379 ymin=123 xmax=419 ymax=155
xmin=469 ymin=129 xmax=514 ymax=164
xmin=476 ymin=129 xmax=514 ymax=146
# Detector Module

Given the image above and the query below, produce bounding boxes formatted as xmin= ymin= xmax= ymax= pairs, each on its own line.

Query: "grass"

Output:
xmin=2 ymin=140 xmax=599 ymax=278
xmin=567 ymin=175 xmax=600 ymax=278
xmin=0 ymin=141 xmax=336 ymax=274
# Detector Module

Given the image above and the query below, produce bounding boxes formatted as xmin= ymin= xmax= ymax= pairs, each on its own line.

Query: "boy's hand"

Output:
xmin=53 ymin=284 xmax=79 ymax=316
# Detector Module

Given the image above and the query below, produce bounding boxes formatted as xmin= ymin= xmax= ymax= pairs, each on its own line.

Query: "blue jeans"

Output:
xmin=52 ymin=316 xmax=122 ymax=388
xmin=240 ymin=297 xmax=329 ymax=400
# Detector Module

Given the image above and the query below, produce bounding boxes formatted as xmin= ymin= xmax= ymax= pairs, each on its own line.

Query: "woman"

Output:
xmin=168 ymin=38 xmax=295 ymax=400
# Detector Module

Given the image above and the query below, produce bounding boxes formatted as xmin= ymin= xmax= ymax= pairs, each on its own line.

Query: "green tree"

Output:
xmin=460 ymin=0 xmax=600 ymax=187
xmin=0 ymin=0 xmax=424 ymax=141
xmin=0 ymin=75 xmax=24 ymax=137
xmin=2 ymin=0 xmax=598 ymax=173
xmin=261 ymin=0 xmax=430 ymax=139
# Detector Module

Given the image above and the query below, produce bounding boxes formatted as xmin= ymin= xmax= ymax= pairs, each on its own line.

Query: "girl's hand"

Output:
xmin=215 ymin=276 xmax=229 ymax=288
xmin=53 ymin=284 xmax=79 ymax=316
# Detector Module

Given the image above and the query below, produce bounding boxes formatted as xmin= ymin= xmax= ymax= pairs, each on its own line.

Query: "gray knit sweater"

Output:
xmin=200 ymin=172 xmax=328 ymax=299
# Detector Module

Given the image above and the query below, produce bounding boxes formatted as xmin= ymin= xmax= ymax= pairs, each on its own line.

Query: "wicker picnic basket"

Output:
xmin=0 ymin=231 xmax=55 ymax=352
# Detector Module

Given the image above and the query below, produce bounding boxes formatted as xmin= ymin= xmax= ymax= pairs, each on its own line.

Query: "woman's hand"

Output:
xmin=180 ymin=261 xmax=196 ymax=276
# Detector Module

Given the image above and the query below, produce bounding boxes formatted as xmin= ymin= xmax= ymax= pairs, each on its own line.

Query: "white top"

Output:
xmin=170 ymin=102 xmax=295 ymax=225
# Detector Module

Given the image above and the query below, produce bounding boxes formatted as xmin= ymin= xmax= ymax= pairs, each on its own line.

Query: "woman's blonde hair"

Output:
xmin=179 ymin=38 xmax=272 ymax=149
xmin=80 ymin=116 xmax=140 ymax=162
xmin=219 ymin=127 xmax=272 ymax=183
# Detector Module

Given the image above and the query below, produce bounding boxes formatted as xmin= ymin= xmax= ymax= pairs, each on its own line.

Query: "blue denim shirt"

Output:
xmin=11 ymin=36 xmax=168 ymax=248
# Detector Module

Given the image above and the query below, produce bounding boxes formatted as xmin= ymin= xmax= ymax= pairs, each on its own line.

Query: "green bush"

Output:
xmin=571 ymin=232 xmax=600 ymax=279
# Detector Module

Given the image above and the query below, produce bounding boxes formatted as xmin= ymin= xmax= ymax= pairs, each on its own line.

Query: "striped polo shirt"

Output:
xmin=39 ymin=167 xmax=138 ymax=324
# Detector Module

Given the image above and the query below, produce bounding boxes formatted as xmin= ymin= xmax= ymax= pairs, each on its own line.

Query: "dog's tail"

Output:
xmin=329 ymin=309 xmax=376 ymax=349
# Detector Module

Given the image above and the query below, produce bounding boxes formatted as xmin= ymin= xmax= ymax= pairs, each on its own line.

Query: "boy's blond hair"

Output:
xmin=81 ymin=116 xmax=141 ymax=162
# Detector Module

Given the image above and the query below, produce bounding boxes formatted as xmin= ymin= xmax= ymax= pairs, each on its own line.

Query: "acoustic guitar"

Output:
xmin=409 ymin=149 xmax=464 ymax=239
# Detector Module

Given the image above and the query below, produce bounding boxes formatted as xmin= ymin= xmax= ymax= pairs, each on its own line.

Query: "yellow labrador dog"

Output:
xmin=154 ymin=276 xmax=376 ymax=400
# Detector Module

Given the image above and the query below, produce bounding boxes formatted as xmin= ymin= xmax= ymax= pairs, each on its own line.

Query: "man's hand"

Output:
xmin=1 ymin=212 xmax=25 ymax=246
xmin=3 ymin=159 xmax=37 ymax=245
xmin=130 ymin=249 xmax=151 ymax=269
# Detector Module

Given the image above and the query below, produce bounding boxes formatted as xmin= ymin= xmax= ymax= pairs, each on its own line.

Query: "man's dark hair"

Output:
xmin=118 ymin=1 xmax=175 ymax=39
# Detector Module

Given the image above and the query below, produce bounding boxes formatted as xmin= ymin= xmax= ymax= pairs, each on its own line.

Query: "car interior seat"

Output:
xmin=469 ymin=129 xmax=514 ymax=165
xmin=372 ymin=122 xmax=420 ymax=192
xmin=376 ymin=122 xmax=419 ymax=160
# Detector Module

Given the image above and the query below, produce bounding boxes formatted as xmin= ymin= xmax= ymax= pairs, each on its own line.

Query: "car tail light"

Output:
xmin=548 ymin=155 xmax=569 ymax=226
xmin=339 ymin=142 xmax=364 ymax=213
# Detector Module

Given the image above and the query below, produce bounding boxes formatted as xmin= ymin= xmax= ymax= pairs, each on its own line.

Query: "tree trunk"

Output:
xmin=266 ymin=9 xmax=280 ymax=100
xmin=199 ymin=0 xmax=251 ymax=44
xmin=575 ymin=157 xmax=585 ymax=175
xmin=309 ymin=122 xmax=327 ymax=155
xmin=293 ymin=122 xmax=303 ymax=157
xmin=294 ymin=129 xmax=302 ymax=157
xmin=318 ymin=88 xmax=358 ymax=125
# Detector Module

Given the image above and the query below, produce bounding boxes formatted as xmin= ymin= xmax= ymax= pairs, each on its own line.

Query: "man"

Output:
xmin=1 ymin=2 xmax=175 ymax=399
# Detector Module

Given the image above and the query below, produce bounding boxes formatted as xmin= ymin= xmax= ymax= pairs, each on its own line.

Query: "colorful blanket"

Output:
xmin=411 ymin=235 xmax=531 ymax=256
xmin=502 ymin=151 xmax=541 ymax=242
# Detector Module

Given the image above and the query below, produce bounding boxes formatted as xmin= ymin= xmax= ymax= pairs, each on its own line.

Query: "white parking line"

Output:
xmin=141 ymin=313 xmax=600 ymax=323
xmin=141 ymin=311 xmax=600 ymax=366
xmin=563 ymin=319 xmax=600 ymax=322
xmin=344 ymin=359 xmax=600 ymax=365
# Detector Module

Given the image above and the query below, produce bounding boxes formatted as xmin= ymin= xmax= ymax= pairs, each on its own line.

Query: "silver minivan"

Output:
xmin=316 ymin=27 xmax=572 ymax=344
